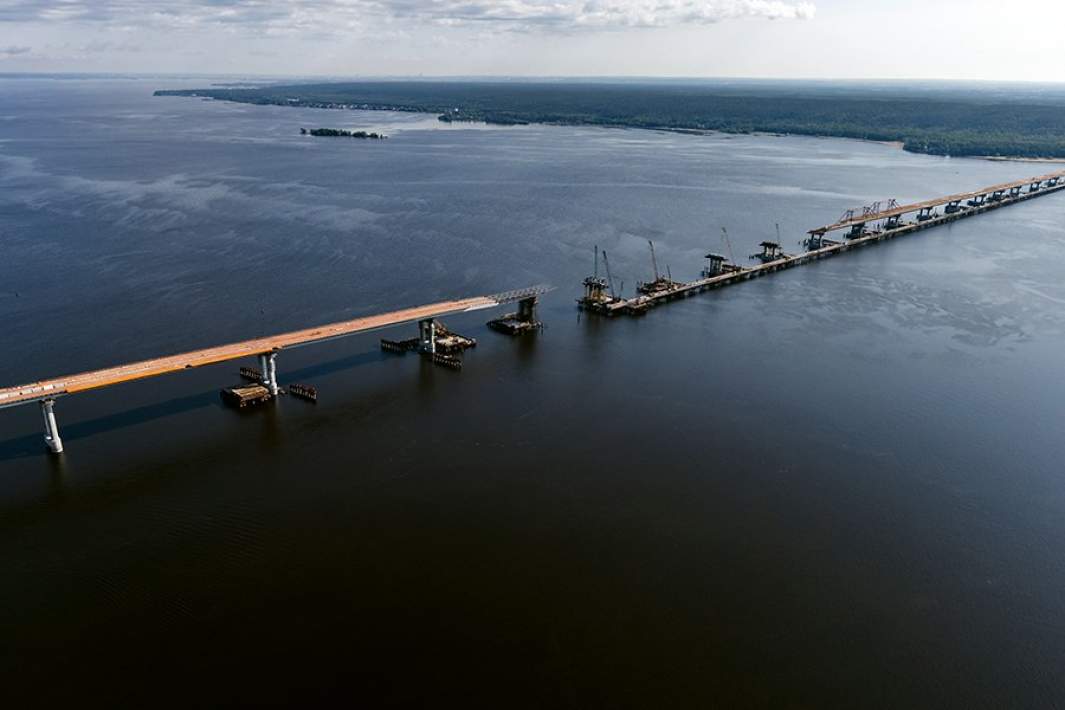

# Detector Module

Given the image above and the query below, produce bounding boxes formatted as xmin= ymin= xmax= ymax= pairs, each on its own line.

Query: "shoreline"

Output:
xmin=983 ymin=155 xmax=1065 ymax=164
xmin=155 ymin=90 xmax=1065 ymax=163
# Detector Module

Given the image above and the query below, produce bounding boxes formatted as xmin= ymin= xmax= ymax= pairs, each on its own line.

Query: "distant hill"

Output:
xmin=155 ymin=80 xmax=1065 ymax=159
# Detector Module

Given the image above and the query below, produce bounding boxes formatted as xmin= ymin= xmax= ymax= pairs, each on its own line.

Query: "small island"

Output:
xmin=301 ymin=128 xmax=386 ymax=139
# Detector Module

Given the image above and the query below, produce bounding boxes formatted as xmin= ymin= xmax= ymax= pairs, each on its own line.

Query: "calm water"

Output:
xmin=3 ymin=77 xmax=1065 ymax=707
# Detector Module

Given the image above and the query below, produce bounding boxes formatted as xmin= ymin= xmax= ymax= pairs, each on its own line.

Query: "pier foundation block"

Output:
xmin=487 ymin=296 xmax=544 ymax=335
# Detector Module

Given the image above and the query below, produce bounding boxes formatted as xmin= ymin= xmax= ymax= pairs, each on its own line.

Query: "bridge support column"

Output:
xmin=258 ymin=354 xmax=268 ymax=387
xmin=418 ymin=319 xmax=436 ymax=354
xmin=517 ymin=296 xmax=538 ymax=323
xmin=258 ymin=353 xmax=280 ymax=396
xmin=702 ymin=253 xmax=726 ymax=277
xmin=266 ymin=353 xmax=279 ymax=396
xmin=40 ymin=399 xmax=63 ymax=454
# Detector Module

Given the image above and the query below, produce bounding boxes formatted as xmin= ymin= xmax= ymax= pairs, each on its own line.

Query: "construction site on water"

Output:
xmin=2 ymin=286 xmax=552 ymax=453
xmin=4 ymin=168 xmax=1065 ymax=454
xmin=578 ymin=170 xmax=1065 ymax=316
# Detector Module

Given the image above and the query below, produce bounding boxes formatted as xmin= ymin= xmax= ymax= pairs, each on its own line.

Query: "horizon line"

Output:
xmin=3 ymin=71 xmax=1065 ymax=87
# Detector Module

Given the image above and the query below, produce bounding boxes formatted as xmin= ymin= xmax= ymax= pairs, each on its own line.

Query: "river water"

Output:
xmin=2 ymin=76 xmax=1065 ymax=707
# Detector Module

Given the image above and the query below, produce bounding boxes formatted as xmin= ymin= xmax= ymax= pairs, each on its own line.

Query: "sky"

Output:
xmin=1 ymin=0 xmax=1063 ymax=82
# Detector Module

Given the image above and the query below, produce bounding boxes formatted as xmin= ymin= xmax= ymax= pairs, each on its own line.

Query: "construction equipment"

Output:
xmin=720 ymin=227 xmax=736 ymax=264
xmin=637 ymin=240 xmax=682 ymax=295
xmin=602 ymin=250 xmax=617 ymax=300
xmin=750 ymin=241 xmax=787 ymax=263
xmin=578 ymin=244 xmax=611 ymax=309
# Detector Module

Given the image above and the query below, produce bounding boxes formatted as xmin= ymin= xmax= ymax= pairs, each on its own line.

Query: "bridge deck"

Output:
xmin=810 ymin=169 xmax=1065 ymax=235
xmin=0 ymin=293 xmax=519 ymax=410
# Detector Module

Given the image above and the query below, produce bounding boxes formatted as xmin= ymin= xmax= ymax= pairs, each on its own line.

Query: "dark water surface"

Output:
xmin=3 ymin=77 xmax=1065 ymax=707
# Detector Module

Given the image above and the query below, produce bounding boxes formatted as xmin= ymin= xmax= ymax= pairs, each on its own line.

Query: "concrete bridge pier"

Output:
xmin=267 ymin=353 xmax=279 ymax=396
xmin=418 ymin=319 xmax=436 ymax=354
xmin=702 ymin=253 xmax=727 ymax=278
xmin=258 ymin=353 xmax=280 ymax=396
xmin=40 ymin=399 xmax=63 ymax=454
xmin=517 ymin=296 xmax=538 ymax=324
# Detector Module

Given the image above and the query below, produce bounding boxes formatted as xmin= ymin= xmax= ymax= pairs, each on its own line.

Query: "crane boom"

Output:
xmin=648 ymin=240 xmax=661 ymax=282
xmin=720 ymin=227 xmax=736 ymax=264
xmin=602 ymin=250 xmax=617 ymax=299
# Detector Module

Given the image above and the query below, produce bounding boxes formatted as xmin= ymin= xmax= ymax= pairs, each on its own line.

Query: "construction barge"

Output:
xmin=580 ymin=170 xmax=1065 ymax=316
xmin=221 ymin=384 xmax=273 ymax=408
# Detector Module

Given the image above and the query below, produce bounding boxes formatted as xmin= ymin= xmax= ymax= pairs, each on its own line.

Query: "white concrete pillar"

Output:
xmin=257 ymin=353 xmax=279 ymax=395
xmin=40 ymin=399 xmax=63 ymax=454
xmin=266 ymin=353 xmax=279 ymax=396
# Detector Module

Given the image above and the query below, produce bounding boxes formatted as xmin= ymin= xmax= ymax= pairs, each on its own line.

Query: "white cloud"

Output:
xmin=0 ymin=0 xmax=817 ymax=32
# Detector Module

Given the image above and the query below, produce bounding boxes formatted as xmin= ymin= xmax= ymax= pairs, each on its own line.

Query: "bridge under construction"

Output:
xmin=6 ymin=168 xmax=1065 ymax=456
xmin=579 ymin=169 xmax=1065 ymax=316
xmin=1 ymin=286 xmax=549 ymax=453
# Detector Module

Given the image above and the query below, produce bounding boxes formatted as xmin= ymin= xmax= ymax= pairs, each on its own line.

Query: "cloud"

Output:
xmin=0 ymin=45 xmax=32 ymax=55
xmin=374 ymin=0 xmax=816 ymax=27
xmin=0 ymin=0 xmax=817 ymax=32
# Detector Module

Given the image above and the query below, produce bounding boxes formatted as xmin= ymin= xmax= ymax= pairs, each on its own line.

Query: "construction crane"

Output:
xmin=648 ymin=240 xmax=661 ymax=282
xmin=720 ymin=227 xmax=736 ymax=264
xmin=602 ymin=249 xmax=617 ymax=300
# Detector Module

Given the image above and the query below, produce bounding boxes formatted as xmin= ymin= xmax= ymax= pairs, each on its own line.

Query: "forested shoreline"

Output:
xmin=156 ymin=81 xmax=1065 ymax=159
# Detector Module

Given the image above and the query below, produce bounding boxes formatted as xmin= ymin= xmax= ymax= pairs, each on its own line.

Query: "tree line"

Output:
xmin=156 ymin=82 xmax=1065 ymax=159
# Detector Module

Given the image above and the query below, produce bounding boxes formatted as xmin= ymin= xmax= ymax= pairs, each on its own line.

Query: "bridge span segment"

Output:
xmin=1 ymin=286 xmax=550 ymax=453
